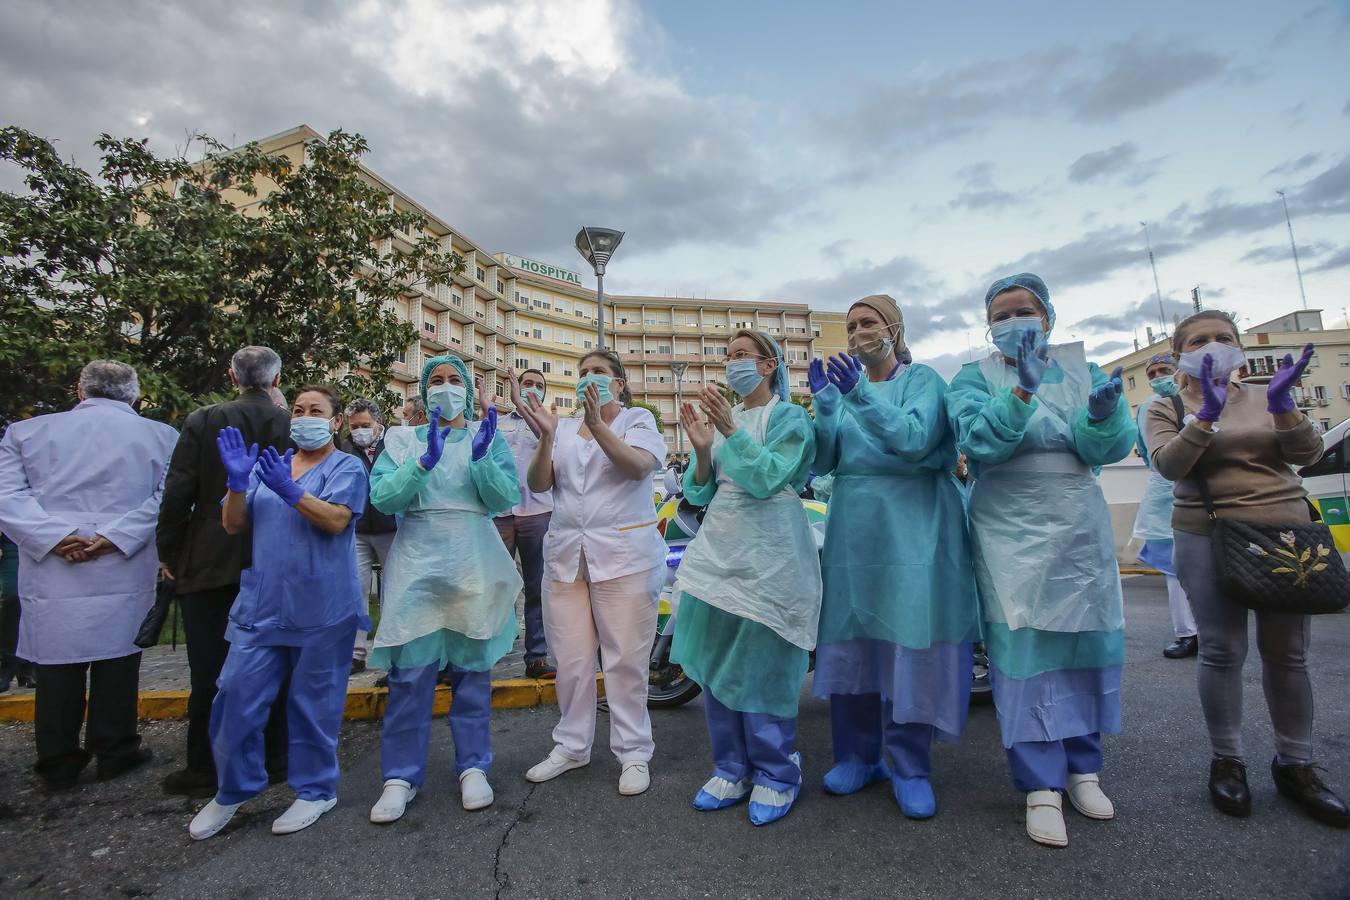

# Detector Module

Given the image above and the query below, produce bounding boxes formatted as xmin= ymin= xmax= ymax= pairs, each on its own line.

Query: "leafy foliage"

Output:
xmin=0 ymin=126 xmax=463 ymax=428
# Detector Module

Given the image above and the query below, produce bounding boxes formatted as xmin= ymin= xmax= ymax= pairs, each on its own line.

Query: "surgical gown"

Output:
xmin=1132 ymin=397 xmax=1179 ymax=575
xmin=811 ymin=363 xmax=981 ymax=742
xmin=947 ymin=345 xmax=1134 ymax=750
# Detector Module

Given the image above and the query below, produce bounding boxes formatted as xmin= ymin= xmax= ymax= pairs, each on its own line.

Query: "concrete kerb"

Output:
xmin=0 ymin=675 xmax=603 ymax=724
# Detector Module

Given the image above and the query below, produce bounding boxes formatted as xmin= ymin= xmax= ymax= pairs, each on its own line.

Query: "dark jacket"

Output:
xmin=338 ymin=435 xmax=397 ymax=535
xmin=156 ymin=389 xmax=293 ymax=593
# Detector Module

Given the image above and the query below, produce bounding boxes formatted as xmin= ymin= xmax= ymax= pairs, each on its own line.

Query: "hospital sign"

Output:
xmin=500 ymin=253 xmax=584 ymax=287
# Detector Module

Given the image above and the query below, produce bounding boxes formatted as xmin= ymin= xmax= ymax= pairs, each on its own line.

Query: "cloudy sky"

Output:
xmin=3 ymin=0 xmax=1349 ymax=375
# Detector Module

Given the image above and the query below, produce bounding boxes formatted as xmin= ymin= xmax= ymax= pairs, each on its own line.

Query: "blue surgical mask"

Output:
xmin=522 ymin=386 xmax=545 ymax=407
xmin=990 ymin=316 xmax=1045 ymax=359
xmin=426 ymin=383 xmax=466 ymax=420
xmin=1150 ymin=375 xmax=1178 ymax=397
xmin=576 ymin=373 xmax=615 ymax=405
xmin=725 ymin=359 xmax=765 ymax=396
xmin=290 ymin=416 xmax=333 ymax=450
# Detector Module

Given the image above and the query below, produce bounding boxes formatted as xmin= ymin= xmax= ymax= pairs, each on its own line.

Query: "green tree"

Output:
xmin=0 ymin=126 xmax=463 ymax=427
xmin=629 ymin=398 xmax=665 ymax=431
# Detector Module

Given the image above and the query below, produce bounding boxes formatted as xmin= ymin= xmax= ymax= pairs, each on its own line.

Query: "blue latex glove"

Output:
xmin=1015 ymin=329 xmax=1048 ymax=395
xmin=1266 ymin=343 xmax=1313 ymax=415
xmin=257 ymin=447 xmax=305 ymax=507
xmin=418 ymin=406 xmax=456 ymax=470
xmin=215 ymin=426 xmax=259 ymax=493
xmin=471 ymin=407 xmax=498 ymax=461
xmin=1196 ymin=354 xmax=1229 ymax=423
xmin=1087 ymin=366 xmax=1125 ymax=422
xmin=807 ymin=358 xmax=829 ymax=394
xmin=825 ymin=354 xmax=862 ymax=395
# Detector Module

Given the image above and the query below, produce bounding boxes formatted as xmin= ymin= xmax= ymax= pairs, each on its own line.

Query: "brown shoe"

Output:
xmin=525 ymin=660 xmax=557 ymax=680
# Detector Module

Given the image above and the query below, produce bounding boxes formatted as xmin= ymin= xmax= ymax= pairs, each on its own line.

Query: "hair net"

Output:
xmin=984 ymin=273 xmax=1054 ymax=333
xmin=420 ymin=353 xmax=475 ymax=420
xmin=767 ymin=333 xmax=790 ymax=402
xmin=850 ymin=294 xmax=908 ymax=354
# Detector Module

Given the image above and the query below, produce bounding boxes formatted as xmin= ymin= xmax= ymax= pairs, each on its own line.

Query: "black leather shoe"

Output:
xmin=1209 ymin=756 xmax=1251 ymax=817
xmin=1272 ymin=760 xmax=1350 ymax=828
xmin=525 ymin=659 xmax=557 ymax=680
xmin=1164 ymin=636 xmax=1199 ymax=659
xmin=350 ymin=659 xmax=367 ymax=675
xmin=96 ymin=746 xmax=153 ymax=782
xmin=162 ymin=767 xmax=217 ymax=798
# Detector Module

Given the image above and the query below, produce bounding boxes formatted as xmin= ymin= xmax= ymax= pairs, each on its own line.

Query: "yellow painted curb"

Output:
xmin=1120 ymin=567 xmax=1162 ymax=575
xmin=0 ymin=675 xmax=600 ymax=724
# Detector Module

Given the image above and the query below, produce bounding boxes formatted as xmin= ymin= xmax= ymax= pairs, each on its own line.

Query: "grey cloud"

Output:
xmin=949 ymin=188 xmax=1021 ymax=211
xmin=1264 ymin=153 xmax=1321 ymax=178
xmin=819 ymin=238 xmax=854 ymax=262
xmin=920 ymin=348 xmax=983 ymax=382
xmin=1178 ymin=155 xmax=1350 ymax=244
xmin=1067 ymin=142 xmax=1164 ymax=186
xmin=1240 ymin=241 xmax=1331 ymax=265
xmin=1088 ymin=339 xmax=1133 ymax=358
xmin=1308 ymin=246 xmax=1350 ymax=273
xmin=0 ymin=0 xmax=806 ymax=265
xmin=1072 ymin=294 xmax=1195 ymax=334
xmin=1057 ymin=36 xmax=1227 ymax=122
xmin=984 ymin=225 xmax=1188 ymax=292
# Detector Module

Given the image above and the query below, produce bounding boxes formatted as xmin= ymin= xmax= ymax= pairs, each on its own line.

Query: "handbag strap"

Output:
xmin=1169 ymin=394 xmax=1219 ymax=521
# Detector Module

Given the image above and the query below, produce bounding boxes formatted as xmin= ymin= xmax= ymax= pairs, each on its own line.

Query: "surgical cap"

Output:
xmin=419 ymin=353 xmax=475 ymax=420
xmin=1147 ymin=353 xmax=1175 ymax=367
xmin=984 ymin=273 xmax=1055 ymax=333
xmin=766 ymin=333 xmax=790 ymax=402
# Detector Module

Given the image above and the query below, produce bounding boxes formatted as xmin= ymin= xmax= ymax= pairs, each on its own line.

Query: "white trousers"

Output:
xmin=544 ymin=556 xmax=661 ymax=765
xmin=353 ymin=531 xmax=396 ymax=661
xmin=1166 ymin=574 xmax=1197 ymax=639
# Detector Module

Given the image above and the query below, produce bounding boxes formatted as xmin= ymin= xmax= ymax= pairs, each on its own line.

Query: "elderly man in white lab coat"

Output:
xmin=0 ymin=361 xmax=178 ymax=790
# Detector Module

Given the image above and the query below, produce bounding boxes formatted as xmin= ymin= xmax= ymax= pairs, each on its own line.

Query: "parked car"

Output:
xmin=1300 ymin=416 xmax=1350 ymax=566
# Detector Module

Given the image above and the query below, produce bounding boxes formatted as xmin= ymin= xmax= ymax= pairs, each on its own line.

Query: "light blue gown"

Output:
xmin=211 ymin=450 xmax=369 ymax=805
xmin=948 ymin=347 xmax=1135 ymax=791
xmin=811 ymin=363 xmax=981 ymax=791
xmin=368 ymin=421 xmax=521 ymax=784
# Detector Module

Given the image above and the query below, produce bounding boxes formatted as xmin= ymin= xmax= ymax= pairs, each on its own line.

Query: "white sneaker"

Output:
xmin=1026 ymin=790 xmax=1068 ymax=848
xmin=460 ymin=769 xmax=494 ymax=811
xmin=189 ymin=799 xmax=241 ymax=841
xmin=271 ymin=796 xmax=337 ymax=835
xmin=526 ymin=748 xmax=589 ymax=783
xmin=370 ymin=779 xmax=417 ymax=824
xmin=1066 ymin=773 xmax=1115 ymax=820
xmin=618 ymin=761 xmax=650 ymax=796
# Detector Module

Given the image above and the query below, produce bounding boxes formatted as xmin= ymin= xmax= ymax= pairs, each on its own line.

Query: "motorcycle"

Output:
xmin=646 ymin=469 xmax=994 ymax=709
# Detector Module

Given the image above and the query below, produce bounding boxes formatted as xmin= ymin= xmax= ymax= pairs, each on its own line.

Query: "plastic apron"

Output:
xmin=967 ymin=345 xmax=1125 ymax=634
xmin=1131 ymin=397 xmax=1176 ymax=542
xmin=373 ymin=424 xmax=523 ymax=649
xmin=675 ymin=398 xmax=823 ymax=650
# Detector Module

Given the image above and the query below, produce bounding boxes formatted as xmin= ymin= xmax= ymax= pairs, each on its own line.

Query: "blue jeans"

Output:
xmin=495 ymin=512 xmax=550 ymax=663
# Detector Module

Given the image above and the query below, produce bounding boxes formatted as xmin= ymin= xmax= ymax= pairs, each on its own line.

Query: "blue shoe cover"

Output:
xmin=749 ymin=753 xmax=803 ymax=826
xmin=894 ymin=776 xmax=936 ymax=819
xmin=823 ymin=760 xmax=890 ymax=796
xmin=692 ymin=776 xmax=750 ymax=811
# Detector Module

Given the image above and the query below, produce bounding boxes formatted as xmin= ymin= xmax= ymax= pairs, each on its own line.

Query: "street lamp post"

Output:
xmin=671 ymin=360 xmax=689 ymax=455
xmin=575 ymin=226 xmax=625 ymax=350
xmin=1276 ymin=191 xmax=1309 ymax=310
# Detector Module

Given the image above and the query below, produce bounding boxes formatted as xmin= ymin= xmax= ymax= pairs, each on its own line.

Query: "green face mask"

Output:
xmin=1150 ymin=375 xmax=1178 ymax=397
xmin=575 ymin=374 xmax=615 ymax=405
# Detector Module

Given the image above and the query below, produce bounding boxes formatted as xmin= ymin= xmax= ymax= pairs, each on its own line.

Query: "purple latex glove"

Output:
xmin=826 ymin=354 xmax=862 ymax=395
xmin=1195 ymin=354 xmax=1229 ymax=423
xmin=418 ymin=406 xmax=455 ymax=470
xmin=471 ymin=407 xmax=498 ymax=461
xmin=257 ymin=447 xmax=305 ymax=507
xmin=807 ymin=358 xmax=829 ymax=394
xmin=215 ymin=426 xmax=259 ymax=493
xmin=1266 ymin=343 xmax=1313 ymax=415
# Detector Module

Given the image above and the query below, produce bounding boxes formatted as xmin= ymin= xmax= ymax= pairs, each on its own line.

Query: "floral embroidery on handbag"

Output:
xmin=1247 ymin=531 xmax=1333 ymax=587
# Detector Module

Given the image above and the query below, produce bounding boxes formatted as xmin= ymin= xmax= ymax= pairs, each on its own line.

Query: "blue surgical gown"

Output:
xmin=227 ymin=450 xmax=369 ymax=648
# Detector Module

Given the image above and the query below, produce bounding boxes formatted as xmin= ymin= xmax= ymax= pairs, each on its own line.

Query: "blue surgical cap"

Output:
xmin=984 ymin=272 xmax=1055 ymax=333
xmin=420 ymin=353 xmax=474 ymax=420
xmin=768 ymin=335 xmax=789 ymax=402
xmin=1147 ymin=353 xmax=1174 ymax=367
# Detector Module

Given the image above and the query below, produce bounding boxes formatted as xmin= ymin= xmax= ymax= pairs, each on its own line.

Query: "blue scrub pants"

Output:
xmin=830 ymin=693 xmax=934 ymax=778
xmin=209 ymin=627 xmax=355 ymax=805
xmin=705 ymin=692 xmax=799 ymax=792
xmin=381 ymin=664 xmax=492 ymax=786
xmin=1006 ymin=732 xmax=1102 ymax=791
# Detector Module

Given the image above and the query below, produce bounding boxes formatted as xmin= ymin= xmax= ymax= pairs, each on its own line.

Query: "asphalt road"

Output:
xmin=1 ymin=578 xmax=1348 ymax=899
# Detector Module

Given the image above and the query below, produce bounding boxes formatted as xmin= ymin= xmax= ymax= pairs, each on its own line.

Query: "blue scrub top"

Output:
xmin=227 ymin=449 xmax=369 ymax=647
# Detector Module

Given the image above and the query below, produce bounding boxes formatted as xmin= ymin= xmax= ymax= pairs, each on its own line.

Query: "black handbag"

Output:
xmin=134 ymin=578 xmax=178 ymax=649
xmin=1170 ymin=395 xmax=1350 ymax=615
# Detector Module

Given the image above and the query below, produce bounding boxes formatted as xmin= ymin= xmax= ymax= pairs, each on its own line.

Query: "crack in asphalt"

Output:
xmin=492 ymin=782 xmax=537 ymax=900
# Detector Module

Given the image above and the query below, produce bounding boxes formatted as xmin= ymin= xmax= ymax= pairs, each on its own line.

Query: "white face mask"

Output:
xmin=426 ymin=383 xmax=467 ymax=420
xmin=1177 ymin=341 xmax=1246 ymax=379
xmin=349 ymin=426 xmax=378 ymax=448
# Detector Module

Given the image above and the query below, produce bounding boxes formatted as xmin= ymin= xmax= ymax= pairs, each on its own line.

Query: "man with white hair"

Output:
xmin=156 ymin=346 xmax=294 ymax=798
xmin=0 ymin=360 xmax=178 ymax=790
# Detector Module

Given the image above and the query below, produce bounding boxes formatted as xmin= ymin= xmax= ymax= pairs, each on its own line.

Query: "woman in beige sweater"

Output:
xmin=1144 ymin=310 xmax=1346 ymax=829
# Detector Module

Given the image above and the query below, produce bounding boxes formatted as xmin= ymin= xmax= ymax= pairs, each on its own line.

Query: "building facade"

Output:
xmin=1104 ymin=309 xmax=1350 ymax=437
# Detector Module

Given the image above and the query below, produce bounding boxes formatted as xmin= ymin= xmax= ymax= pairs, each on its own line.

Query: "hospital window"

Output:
xmin=1314 ymin=385 xmax=1327 ymax=400
xmin=541 ymin=361 xmax=552 ymax=373
xmin=515 ymin=357 xmax=529 ymax=369
xmin=1320 ymin=419 xmax=1331 ymax=432
xmin=1339 ymin=353 xmax=1350 ymax=366
xmin=475 ymin=266 xmax=486 ymax=282
xmin=1127 ymin=376 xmax=1136 ymax=390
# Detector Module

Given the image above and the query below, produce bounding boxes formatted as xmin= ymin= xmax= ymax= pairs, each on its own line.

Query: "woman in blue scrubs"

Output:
xmin=809 ymin=294 xmax=981 ymax=819
xmin=189 ymin=384 xmax=368 ymax=840
xmin=947 ymin=273 xmax=1134 ymax=848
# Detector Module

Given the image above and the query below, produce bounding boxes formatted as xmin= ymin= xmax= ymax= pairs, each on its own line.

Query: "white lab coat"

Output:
xmin=500 ymin=411 xmax=553 ymax=517
xmin=0 ymin=398 xmax=178 ymax=664
xmin=544 ymin=406 xmax=668 ymax=584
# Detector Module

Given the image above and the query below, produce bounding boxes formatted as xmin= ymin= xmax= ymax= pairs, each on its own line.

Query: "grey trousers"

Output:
xmin=1173 ymin=530 xmax=1315 ymax=764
